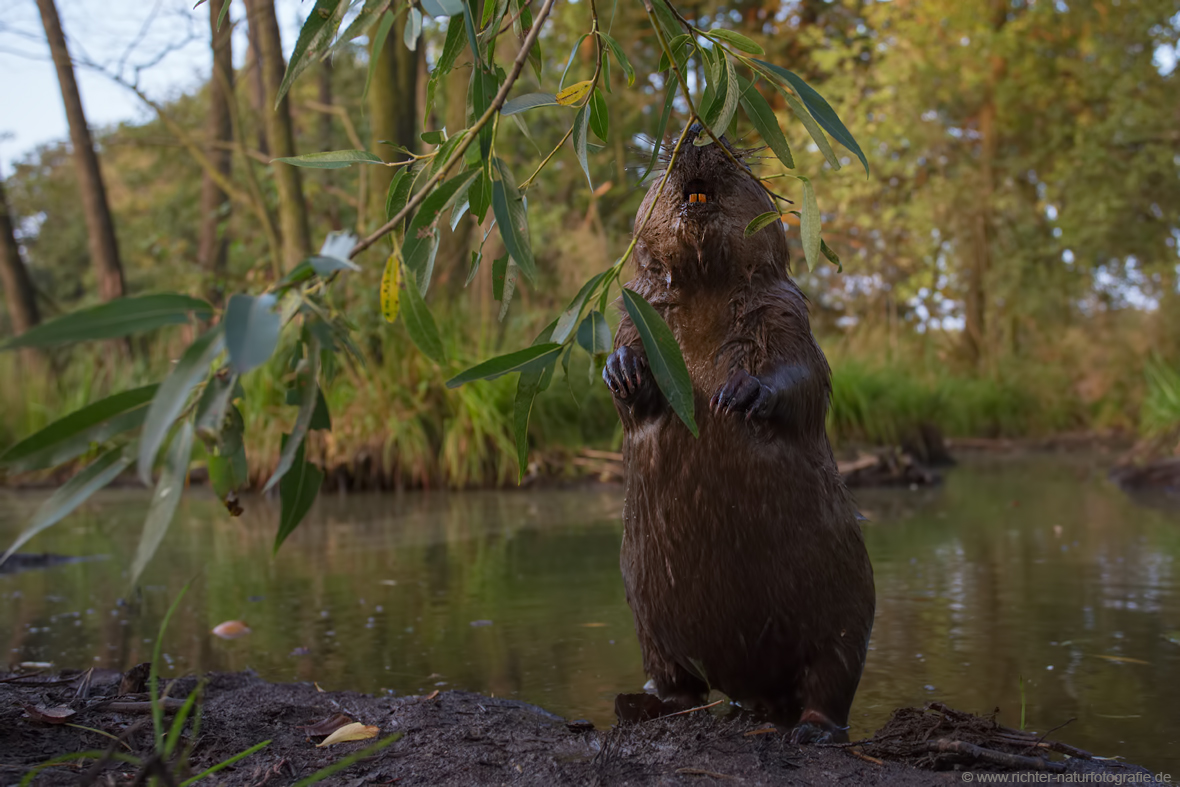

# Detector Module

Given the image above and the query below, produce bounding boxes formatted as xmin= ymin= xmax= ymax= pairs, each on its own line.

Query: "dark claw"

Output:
xmin=788 ymin=721 xmax=835 ymax=745
xmin=603 ymin=346 xmax=649 ymax=402
xmin=711 ymin=369 xmax=770 ymax=419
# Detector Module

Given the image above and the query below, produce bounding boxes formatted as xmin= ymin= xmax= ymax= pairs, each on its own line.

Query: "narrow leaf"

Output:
xmin=272 ymin=149 xmax=383 ymax=169
xmin=739 ymin=81 xmax=794 ymax=169
xmin=446 ymin=343 xmax=563 ymax=388
xmin=403 ymin=7 xmax=422 ymax=50
xmin=380 ymin=253 xmax=401 ymax=323
xmin=2 ymin=446 xmax=133 ymax=566
xmin=403 ymin=168 xmax=480 ymax=289
xmin=138 ymin=327 xmax=224 ymax=486
xmin=599 ymin=32 xmax=635 ymax=86
xmin=559 ymin=34 xmax=588 ymax=89
xmin=263 ymin=344 xmax=320 ymax=493
xmin=401 ymin=268 xmax=446 ymax=363
xmin=744 ymin=211 xmax=782 ymax=237
xmin=491 ymin=160 xmax=537 ymax=284
xmin=276 ymin=1 xmax=344 ymax=107
xmin=621 ymin=288 xmax=697 ymax=436
xmin=707 ymin=29 xmax=764 ymax=54
xmin=576 ymin=311 xmax=612 ymax=355
xmin=551 ymin=271 xmax=606 ymax=344
xmin=130 ymin=420 xmax=193 ymax=585
xmin=0 ymin=385 xmax=157 ymax=473
xmin=752 ymin=59 xmax=868 ymax=175
xmin=512 ymin=320 xmax=558 ymax=481
xmin=363 ymin=11 xmax=396 ymax=99
xmin=384 ymin=167 xmax=412 ymax=224
xmin=571 ymin=104 xmax=592 ymax=188
xmin=589 ymin=89 xmax=609 ymax=142
xmin=501 ymin=93 xmax=558 ymax=115
xmin=224 ymin=294 xmax=281 ymax=375
xmin=799 ymin=176 xmax=821 ymax=272
xmin=0 ymin=294 xmax=212 ymax=351
xmin=700 ymin=53 xmax=738 ymax=142
xmin=821 ymin=238 xmax=843 ymax=272
xmin=275 ymin=434 xmax=324 ymax=553
xmin=640 ymin=80 xmax=678 ymax=184
xmin=421 ymin=0 xmax=464 ymax=16
xmin=556 ymin=80 xmax=593 ymax=106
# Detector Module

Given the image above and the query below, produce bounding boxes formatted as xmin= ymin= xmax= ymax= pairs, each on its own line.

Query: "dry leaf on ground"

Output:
xmin=22 ymin=704 xmax=77 ymax=724
xmin=316 ymin=722 xmax=379 ymax=747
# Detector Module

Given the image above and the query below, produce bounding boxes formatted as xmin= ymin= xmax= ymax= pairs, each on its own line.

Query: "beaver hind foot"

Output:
xmin=788 ymin=710 xmax=850 ymax=745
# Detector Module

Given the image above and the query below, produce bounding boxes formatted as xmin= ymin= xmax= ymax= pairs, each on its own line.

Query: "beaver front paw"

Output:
xmin=711 ymin=369 xmax=772 ymax=420
xmin=603 ymin=346 xmax=651 ymax=401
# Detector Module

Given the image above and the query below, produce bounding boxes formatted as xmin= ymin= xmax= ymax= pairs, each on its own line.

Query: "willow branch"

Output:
xmin=348 ymin=0 xmax=560 ymax=259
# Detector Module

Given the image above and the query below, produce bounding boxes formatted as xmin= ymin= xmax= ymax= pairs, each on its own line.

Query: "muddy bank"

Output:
xmin=1 ymin=669 xmax=1161 ymax=786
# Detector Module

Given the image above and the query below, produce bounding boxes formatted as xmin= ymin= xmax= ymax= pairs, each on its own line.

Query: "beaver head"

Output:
xmin=632 ymin=124 xmax=790 ymax=289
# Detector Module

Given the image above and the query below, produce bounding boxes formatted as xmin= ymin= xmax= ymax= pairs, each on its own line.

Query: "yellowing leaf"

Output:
xmin=380 ymin=253 xmax=401 ymax=323
xmin=211 ymin=620 xmax=251 ymax=640
xmin=556 ymin=80 xmax=593 ymax=107
xmin=316 ymin=722 xmax=379 ymax=747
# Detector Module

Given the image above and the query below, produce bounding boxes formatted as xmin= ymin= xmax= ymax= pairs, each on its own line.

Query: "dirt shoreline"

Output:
xmin=1 ymin=669 xmax=1162 ymax=786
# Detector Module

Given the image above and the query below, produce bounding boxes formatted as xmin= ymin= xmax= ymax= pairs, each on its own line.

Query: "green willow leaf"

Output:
xmin=744 ymin=211 xmax=782 ymax=237
xmin=739 ymin=80 xmax=794 ymax=169
xmin=421 ymin=0 xmax=464 ymax=16
xmin=572 ymin=103 xmax=592 ymax=188
xmin=599 ymin=32 xmax=635 ymax=85
xmin=589 ymin=89 xmax=609 ymax=142
xmin=404 ymin=7 xmax=422 ymax=50
xmin=551 ymin=271 xmax=607 ymax=344
xmin=821 ymin=238 xmax=843 ymax=272
xmin=384 ymin=166 xmax=412 ymax=226
xmin=426 ymin=13 xmax=468 ymax=116
xmin=0 ymin=294 xmax=212 ymax=351
xmin=501 ymin=92 xmax=558 ymax=115
xmin=799 ymin=176 xmax=821 ymax=272
xmin=401 ymin=268 xmax=446 ymax=363
xmin=752 ymin=59 xmax=869 ymax=175
xmin=640 ymin=80 xmax=678 ymax=184
xmin=275 ymin=434 xmax=324 ymax=554
xmin=559 ymin=33 xmax=588 ymax=89
xmin=576 ymin=311 xmax=612 ymax=355
xmin=1 ymin=445 xmax=133 ymax=567
xmin=330 ymin=0 xmax=391 ymax=59
xmin=403 ymin=168 xmax=480 ymax=290
xmin=273 ymin=149 xmax=384 ymax=169
xmin=216 ymin=0 xmax=231 ymax=31
xmin=446 ymin=343 xmax=563 ymax=388
xmin=0 ymin=385 xmax=158 ymax=473
xmin=130 ymin=420 xmax=193 ymax=585
xmin=512 ymin=319 xmax=558 ymax=481
xmin=621 ymin=288 xmax=697 ymax=437
xmin=224 ymin=294 xmax=281 ymax=375
xmin=138 ymin=327 xmax=224 ymax=486
xmin=491 ymin=160 xmax=537 ymax=284
xmin=276 ymin=0 xmax=345 ymax=107
xmin=263 ymin=343 xmax=321 ymax=493
xmin=707 ymin=28 xmax=764 ymax=55
xmin=700 ymin=52 xmax=738 ymax=143
xmin=363 ymin=10 xmax=396 ymax=99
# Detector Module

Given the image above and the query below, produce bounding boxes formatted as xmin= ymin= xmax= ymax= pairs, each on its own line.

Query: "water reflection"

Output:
xmin=2 ymin=454 xmax=1178 ymax=773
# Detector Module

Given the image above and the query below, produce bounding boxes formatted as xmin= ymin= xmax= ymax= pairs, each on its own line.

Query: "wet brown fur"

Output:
xmin=607 ymin=128 xmax=875 ymax=739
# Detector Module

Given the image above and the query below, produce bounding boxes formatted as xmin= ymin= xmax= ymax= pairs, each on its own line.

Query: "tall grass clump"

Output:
xmin=1140 ymin=356 xmax=1180 ymax=439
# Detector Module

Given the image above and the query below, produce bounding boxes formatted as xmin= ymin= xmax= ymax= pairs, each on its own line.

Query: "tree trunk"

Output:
xmin=318 ymin=58 xmax=342 ymax=231
xmin=35 ymin=0 xmax=125 ymax=302
xmin=245 ymin=19 xmax=269 ymax=156
xmin=197 ymin=0 xmax=234 ymax=281
xmin=433 ymin=48 xmax=475 ymax=296
xmin=246 ymin=0 xmax=311 ymax=272
xmin=0 ymin=176 xmax=41 ymax=337
xmin=368 ymin=16 xmax=420 ymax=227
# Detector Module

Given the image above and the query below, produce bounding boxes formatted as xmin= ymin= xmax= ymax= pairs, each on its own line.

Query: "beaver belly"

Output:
xmin=620 ymin=415 xmax=867 ymax=703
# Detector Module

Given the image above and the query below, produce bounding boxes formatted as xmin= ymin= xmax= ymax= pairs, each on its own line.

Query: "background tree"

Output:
xmin=0 ymin=173 xmax=40 ymax=339
xmin=34 ymin=0 xmax=125 ymax=302
xmin=197 ymin=0 xmax=236 ymax=283
xmin=246 ymin=0 xmax=311 ymax=271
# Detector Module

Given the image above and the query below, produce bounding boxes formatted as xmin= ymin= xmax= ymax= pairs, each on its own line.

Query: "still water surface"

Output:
xmin=2 ymin=453 xmax=1179 ymax=773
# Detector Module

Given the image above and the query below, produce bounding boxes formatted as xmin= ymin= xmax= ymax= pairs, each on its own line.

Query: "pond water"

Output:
xmin=2 ymin=453 xmax=1179 ymax=774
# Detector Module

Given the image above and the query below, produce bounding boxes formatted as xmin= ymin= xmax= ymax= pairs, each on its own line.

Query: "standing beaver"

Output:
xmin=603 ymin=125 xmax=875 ymax=743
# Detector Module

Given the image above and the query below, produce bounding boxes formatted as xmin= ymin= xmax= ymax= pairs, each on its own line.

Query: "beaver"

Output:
xmin=603 ymin=125 xmax=875 ymax=743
